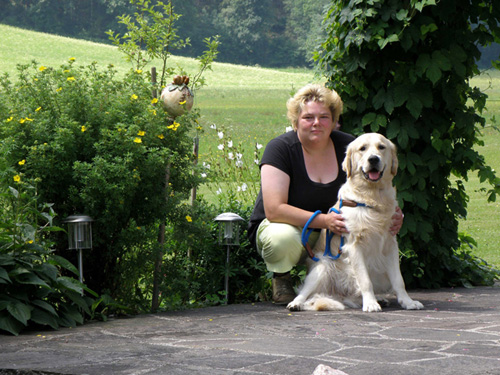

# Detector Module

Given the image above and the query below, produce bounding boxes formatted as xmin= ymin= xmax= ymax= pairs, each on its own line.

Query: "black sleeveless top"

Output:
xmin=247 ymin=130 xmax=355 ymax=246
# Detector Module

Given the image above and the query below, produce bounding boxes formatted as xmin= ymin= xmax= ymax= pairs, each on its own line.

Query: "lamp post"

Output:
xmin=63 ymin=215 xmax=93 ymax=284
xmin=214 ymin=212 xmax=244 ymax=304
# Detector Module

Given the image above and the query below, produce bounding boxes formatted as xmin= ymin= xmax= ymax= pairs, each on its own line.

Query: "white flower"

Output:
xmin=210 ymin=124 xmax=217 ymax=129
xmin=285 ymin=126 xmax=293 ymax=132
xmin=241 ymin=183 xmax=248 ymax=191
xmin=216 ymin=188 xmax=222 ymax=195
xmin=218 ymin=131 xmax=224 ymax=139
xmin=236 ymin=153 xmax=243 ymax=160
xmin=218 ymin=144 xmax=224 ymax=150
xmin=256 ymin=143 xmax=263 ymax=149
xmin=254 ymin=159 xmax=259 ymax=165
xmin=201 ymin=173 xmax=207 ymax=178
xmin=227 ymin=140 xmax=233 ymax=148
xmin=203 ymin=162 xmax=211 ymax=169
xmin=236 ymin=160 xmax=243 ymax=168
xmin=228 ymin=152 xmax=234 ymax=160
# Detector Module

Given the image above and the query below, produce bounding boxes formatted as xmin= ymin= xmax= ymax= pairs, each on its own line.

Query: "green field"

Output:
xmin=1 ymin=24 xmax=499 ymax=267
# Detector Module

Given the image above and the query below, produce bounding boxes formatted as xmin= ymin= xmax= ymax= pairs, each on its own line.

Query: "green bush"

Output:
xmin=0 ymin=175 xmax=96 ymax=336
xmin=318 ymin=0 xmax=500 ymax=287
xmin=0 ymin=59 xmax=199 ymax=299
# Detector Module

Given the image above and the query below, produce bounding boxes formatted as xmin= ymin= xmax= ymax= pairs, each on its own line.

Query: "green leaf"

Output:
xmin=7 ymin=302 xmax=31 ymax=326
xmin=416 ymin=54 xmax=431 ymax=77
xmin=362 ymin=112 xmax=377 ymax=126
xmin=16 ymin=272 xmax=50 ymax=288
xmin=57 ymin=276 xmax=83 ymax=294
xmin=397 ymin=128 xmax=409 ymax=148
xmin=420 ymin=23 xmax=438 ymax=36
xmin=0 ymin=255 xmax=15 ymax=266
xmin=30 ymin=308 xmax=59 ymax=330
xmin=426 ymin=63 xmax=442 ymax=84
xmin=0 ymin=312 xmax=23 ymax=336
xmin=386 ymin=119 xmax=401 ymax=139
xmin=49 ymin=255 xmax=79 ymax=276
xmin=406 ymin=95 xmax=423 ymax=119
xmin=31 ymin=300 xmax=58 ymax=317
xmin=432 ymin=50 xmax=452 ymax=71
xmin=372 ymin=88 xmax=386 ymax=110
xmin=378 ymin=34 xmax=399 ymax=49
xmin=0 ymin=267 xmax=11 ymax=283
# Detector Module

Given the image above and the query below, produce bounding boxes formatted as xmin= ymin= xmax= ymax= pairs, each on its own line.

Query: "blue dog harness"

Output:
xmin=301 ymin=198 xmax=368 ymax=262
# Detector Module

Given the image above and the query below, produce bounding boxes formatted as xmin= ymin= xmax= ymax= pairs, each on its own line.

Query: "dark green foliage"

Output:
xmin=317 ymin=0 xmax=500 ymax=288
xmin=0 ymin=182 xmax=94 ymax=336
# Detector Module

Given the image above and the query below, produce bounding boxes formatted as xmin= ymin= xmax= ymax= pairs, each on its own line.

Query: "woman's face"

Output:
xmin=296 ymin=101 xmax=335 ymax=145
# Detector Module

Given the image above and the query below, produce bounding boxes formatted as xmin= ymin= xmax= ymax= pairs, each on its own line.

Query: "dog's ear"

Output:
xmin=343 ymin=146 xmax=353 ymax=178
xmin=390 ymin=141 xmax=398 ymax=176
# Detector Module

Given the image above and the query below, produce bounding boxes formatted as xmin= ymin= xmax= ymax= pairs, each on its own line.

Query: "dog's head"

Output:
xmin=343 ymin=133 xmax=398 ymax=184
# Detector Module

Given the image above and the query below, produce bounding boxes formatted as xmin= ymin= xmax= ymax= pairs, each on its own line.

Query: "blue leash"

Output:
xmin=301 ymin=199 xmax=366 ymax=262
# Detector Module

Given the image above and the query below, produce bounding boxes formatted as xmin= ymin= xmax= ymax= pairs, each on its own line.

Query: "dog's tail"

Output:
xmin=303 ymin=294 xmax=345 ymax=311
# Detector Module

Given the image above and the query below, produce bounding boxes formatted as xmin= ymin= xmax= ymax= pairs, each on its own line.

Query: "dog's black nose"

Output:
xmin=368 ymin=155 xmax=380 ymax=166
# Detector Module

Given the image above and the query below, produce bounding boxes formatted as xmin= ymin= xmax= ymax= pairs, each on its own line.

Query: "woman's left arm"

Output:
xmin=390 ymin=206 xmax=404 ymax=236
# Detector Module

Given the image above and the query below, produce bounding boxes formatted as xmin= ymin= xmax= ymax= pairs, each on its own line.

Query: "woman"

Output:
xmin=248 ymin=84 xmax=403 ymax=304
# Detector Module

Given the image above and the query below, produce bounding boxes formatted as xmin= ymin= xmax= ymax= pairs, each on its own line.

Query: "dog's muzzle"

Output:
xmin=362 ymin=156 xmax=384 ymax=182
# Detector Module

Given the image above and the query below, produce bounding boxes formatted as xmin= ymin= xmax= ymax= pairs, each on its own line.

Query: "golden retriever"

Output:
xmin=287 ymin=133 xmax=423 ymax=312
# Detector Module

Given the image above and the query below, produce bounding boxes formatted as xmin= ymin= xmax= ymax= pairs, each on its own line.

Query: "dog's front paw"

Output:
xmin=363 ymin=300 xmax=382 ymax=312
xmin=287 ymin=301 xmax=302 ymax=311
xmin=401 ymin=299 xmax=424 ymax=310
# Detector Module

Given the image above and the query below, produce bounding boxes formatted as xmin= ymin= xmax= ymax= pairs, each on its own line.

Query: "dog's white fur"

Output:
xmin=287 ymin=133 xmax=423 ymax=312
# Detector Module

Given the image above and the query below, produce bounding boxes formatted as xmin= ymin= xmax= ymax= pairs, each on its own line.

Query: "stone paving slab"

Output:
xmin=1 ymin=285 xmax=500 ymax=375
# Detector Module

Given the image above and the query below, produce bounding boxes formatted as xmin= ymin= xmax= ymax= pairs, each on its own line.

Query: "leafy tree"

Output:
xmin=317 ymin=0 xmax=500 ymax=288
xmin=283 ymin=0 xmax=330 ymax=64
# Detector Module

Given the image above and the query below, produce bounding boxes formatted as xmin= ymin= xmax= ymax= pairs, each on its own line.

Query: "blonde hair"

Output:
xmin=286 ymin=84 xmax=343 ymax=131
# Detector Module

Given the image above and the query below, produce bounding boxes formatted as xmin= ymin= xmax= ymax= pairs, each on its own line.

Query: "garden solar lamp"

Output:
xmin=214 ymin=212 xmax=244 ymax=304
xmin=63 ymin=215 xmax=93 ymax=284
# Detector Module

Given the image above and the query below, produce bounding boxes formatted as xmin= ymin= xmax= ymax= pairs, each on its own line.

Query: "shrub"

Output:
xmin=0 ymin=59 xmax=200 ymax=301
xmin=0 ymin=172 xmax=96 ymax=336
xmin=318 ymin=0 xmax=500 ymax=287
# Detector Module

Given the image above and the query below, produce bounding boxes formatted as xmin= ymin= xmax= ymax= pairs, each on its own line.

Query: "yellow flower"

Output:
xmin=179 ymin=100 xmax=186 ymax=105
xmin=81 ymin=125 xmax=87 ymax=132
xmin=56 ymin=87 xmax=62 ymax=92
xmin=137 ymin=130 xmax=145 ymax=136
xmin=67 ymin=76 xmax=75 ymax=81
xmin=69 ymin=57 xmax=76 ymax=61
xmin=13 ymin=175 xmax=21 ymax=183
xmin=167 ymin=121 xmax=181 ymax=131
xmin=131 ymin=94 xmax=138 ymax=100
xmin=39 ymin=66 xmax=47 ymax=72
xmin=151 ymin=98 xmax=158 ymax=104
xmin=135 ymin=69 xmax=143 ymax=74
xmin=6 ymin=117 xmax=13 ymax=122
xmin=157 ymin=134 xmax=165 ymax=140
xmin=63 ymin=70 xmax=70 ymax=73
xmin=35 ymin=107 xmax=42 ymax=112
xmin=134 ymin=137 xmax=142 ymax=143
xmin=18 ymin=160 xmax=26 ymax=166
xmin=186 ymin=215 xmax=193 ymax=223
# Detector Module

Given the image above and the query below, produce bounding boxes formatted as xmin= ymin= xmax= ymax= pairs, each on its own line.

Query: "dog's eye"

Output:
xmin=378 ymin=145 xmax=386 ymax=150
xmin=360 ymin=146 xmax=366 ymax=151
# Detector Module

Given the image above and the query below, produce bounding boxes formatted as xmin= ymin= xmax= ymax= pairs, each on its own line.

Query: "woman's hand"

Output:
xmin=324 ymin=210 xmax=347 ymax=236
xmin=389 ymin=206 xmax=404 ymax=236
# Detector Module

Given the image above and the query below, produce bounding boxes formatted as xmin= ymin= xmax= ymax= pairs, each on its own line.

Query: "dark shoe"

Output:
xmin=272 ymin=272 xmax=296 ymax=304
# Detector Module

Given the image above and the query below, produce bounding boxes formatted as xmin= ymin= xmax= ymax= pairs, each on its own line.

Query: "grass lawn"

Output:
xmin=1 ymin=23 xmax=499 ymax=268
